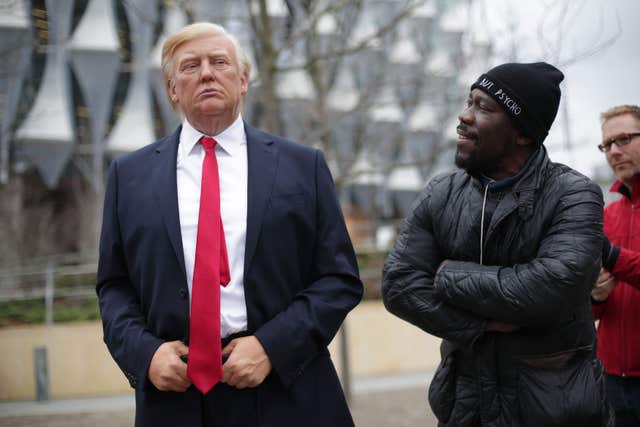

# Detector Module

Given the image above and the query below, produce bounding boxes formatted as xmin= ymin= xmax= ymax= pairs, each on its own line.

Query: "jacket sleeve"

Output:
xmin=96 ymin=161 xmax=164 ymax=389
xmin=382 ymin=179 xmax=486 ymax=346
xmin=592 ymin=298 xmax=607 ymax=319
xmin=253 ymin=150 xmax=363 ymax=388
xmin=435 ymin=177 xmax=603 ymax=326
xmin=611 ymin=246 xmax=640 ymax=288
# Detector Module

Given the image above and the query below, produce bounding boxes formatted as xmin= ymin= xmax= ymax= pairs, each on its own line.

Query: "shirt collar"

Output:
xmin=180 ymin=114 xmax=246 ymax=157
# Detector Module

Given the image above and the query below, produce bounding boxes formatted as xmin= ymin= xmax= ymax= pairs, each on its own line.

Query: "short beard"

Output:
xmin=455 ymin=148 xmax=482 ymax=176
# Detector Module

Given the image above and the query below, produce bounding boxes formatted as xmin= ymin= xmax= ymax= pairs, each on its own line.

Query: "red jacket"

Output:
xmin=593 ymin=176 xmax=640 ymax=377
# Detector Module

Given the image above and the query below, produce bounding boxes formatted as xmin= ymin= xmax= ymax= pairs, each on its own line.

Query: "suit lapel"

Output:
xmin=151 ymin=126 xmax=187 ymax=279
xmin=244 ymin=122 xmax=278 ymax=277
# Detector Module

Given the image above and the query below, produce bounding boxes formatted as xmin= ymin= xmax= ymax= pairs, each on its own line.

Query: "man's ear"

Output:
xmin=515 ymin=132 xmax=534 ymax=147
xmin=169 ymin=79 xmax=178 ymax=103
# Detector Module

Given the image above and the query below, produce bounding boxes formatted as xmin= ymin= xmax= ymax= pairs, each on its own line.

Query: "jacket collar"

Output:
xmin=471 ymin=147 xmax=550 ymax=226
xmin=471 ymin=146 xmax=549 ymax=193
xmin=152 ymin=126 xmax=186 ymax=279
xmin=610 ymin=174 xmax=640 ymax=201
xmin=243 ymin=122 xmax=278 ymax=280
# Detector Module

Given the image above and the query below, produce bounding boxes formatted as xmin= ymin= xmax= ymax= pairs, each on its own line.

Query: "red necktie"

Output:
xmin=187 ymin=136 xmax=231 ymax=394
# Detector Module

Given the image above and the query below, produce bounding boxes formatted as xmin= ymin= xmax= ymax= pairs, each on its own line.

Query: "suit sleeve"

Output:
xmin=381 ymin=179 xmax=486 ymax=346
xmin=435 ymin=178 xmax=603 ymax=326
xmin=96 ymin=161 xmax=164 ymax=389
xmin=253 ymin=150 xmax=363 ymax=388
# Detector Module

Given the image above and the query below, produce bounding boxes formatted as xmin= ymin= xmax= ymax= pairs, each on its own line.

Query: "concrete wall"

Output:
xmin=0 ymin=300 xmax=441 ymax=401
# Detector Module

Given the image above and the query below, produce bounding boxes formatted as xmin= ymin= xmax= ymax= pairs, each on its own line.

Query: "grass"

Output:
xmin=0 ymin=297 xmax=100 ymax=327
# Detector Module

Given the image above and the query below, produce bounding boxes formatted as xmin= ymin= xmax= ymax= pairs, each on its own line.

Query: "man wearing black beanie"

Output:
xmin=383 ymin=62 xmax=612 ymax=426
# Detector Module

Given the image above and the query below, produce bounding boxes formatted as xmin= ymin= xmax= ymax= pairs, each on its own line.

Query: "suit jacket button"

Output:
xmin=179 ymin=288 xmax=187 ymax=299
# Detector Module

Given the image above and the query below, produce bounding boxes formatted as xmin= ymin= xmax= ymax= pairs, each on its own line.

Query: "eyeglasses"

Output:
xmin=598 ymin=132 xmax=640 ymax=153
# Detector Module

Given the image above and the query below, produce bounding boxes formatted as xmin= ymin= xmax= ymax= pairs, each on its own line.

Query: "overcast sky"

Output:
xmin=468 ymin=0 xmax=640 ymax=178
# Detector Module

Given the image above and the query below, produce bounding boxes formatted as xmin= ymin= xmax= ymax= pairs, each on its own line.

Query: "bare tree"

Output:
xmin=469 ymin=0 xmax=621 ymax=150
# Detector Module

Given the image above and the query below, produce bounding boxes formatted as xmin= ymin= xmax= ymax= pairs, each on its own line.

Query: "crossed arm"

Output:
xmin=383 ymin=178 xmax=603 ymax=345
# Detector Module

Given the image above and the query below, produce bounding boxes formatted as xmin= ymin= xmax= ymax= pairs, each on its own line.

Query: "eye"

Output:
xmin=618 ymin=134 xmax=632 ymax=145
xmin=478 ymin=101 xmax=492 ymax=111
xmin=212 ymin=57 xmax=230 ymax=69
xmin=181 ymin=61 xmax=198 ymax=72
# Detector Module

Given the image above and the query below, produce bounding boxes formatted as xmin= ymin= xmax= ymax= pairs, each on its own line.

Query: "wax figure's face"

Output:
xmin=603 ymin=113 xmax=640 ymax=186
xmin=455 ymin=89 xmax=520 ymax=178
xmin=169 ymin=32 xmax=248 ymax=127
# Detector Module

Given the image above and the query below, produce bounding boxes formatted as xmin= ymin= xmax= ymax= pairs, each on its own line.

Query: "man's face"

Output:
xmin=455 ymin=89 xmax=519 ymax=178
xmin=602 ymin=113 xmax=640 ymax=186
xmin=169 ymin=32 xmax=248 ymax=126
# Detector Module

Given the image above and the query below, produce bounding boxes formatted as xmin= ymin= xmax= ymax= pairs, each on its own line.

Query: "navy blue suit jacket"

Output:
xmin=97 ymin=123 xmax=363 ymax=426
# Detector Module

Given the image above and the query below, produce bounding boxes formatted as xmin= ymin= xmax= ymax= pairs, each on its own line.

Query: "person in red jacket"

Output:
xmin=592 ymin=104 xmax=640 ymax=427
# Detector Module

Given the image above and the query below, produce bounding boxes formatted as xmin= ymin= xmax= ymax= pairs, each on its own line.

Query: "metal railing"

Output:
xmin=0 ymin=253 xmax=98 ymax=325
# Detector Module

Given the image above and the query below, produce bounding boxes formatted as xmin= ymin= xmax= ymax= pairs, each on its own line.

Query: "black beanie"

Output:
xmin=470 ymin=62 xmax=564 ymax=145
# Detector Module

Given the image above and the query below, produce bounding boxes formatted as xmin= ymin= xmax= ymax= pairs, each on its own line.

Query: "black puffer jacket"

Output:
xmin=382 ymin=148 xmax=611 ymax=426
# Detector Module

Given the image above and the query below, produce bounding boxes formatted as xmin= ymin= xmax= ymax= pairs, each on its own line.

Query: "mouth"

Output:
xmin=613 ymin=161 xmax=632 ymax=169
xmin=456 ymin=125 xmax=477 ymax=143
xmin=198 ymin=87 xmax=220 ymax=97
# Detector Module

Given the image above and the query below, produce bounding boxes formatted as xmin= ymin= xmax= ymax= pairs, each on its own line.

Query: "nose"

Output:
xmin=458 ymin=105 xmax=473 ymax=125
xmin=200 ymin=60 xmax=215 ymax=80
xmin=608 ymin=141 xmax=624 ymax=156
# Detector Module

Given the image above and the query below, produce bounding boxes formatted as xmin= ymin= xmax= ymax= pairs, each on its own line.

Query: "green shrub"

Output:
xmin=0 ymin=296 xmax=100 ymax=327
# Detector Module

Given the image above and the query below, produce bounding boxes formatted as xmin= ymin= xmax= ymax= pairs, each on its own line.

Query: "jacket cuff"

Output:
xmin=135 ymin=337 xmax=164 ymax=390
xmin=602 ymin=235 xmax=620 ymax=271
xmin=604 ymin=245 xmax=620 ymax=271
xmin=254 ymin=319 xmax=318 ymax=389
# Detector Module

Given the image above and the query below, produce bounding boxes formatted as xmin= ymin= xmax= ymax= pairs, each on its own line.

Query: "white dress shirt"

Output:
xmin=176 ymin=115 xmax=248 ymax=338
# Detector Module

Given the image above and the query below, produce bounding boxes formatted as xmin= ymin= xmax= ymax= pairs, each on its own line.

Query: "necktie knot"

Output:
xmin=200 ymin=136 xmax=217 ymax=152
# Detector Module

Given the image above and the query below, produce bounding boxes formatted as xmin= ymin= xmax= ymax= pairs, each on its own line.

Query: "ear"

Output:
xmin=515 ymin=131 xmax=534 ymax=147
xmin=239 ymin=67 xmax=249 ymax=96
xmin=169 ymin=79 xmax=178 ymax=103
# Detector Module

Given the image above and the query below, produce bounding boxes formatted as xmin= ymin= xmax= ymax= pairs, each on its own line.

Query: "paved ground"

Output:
xmin=0 ymin=372 xmax=438 ymax=427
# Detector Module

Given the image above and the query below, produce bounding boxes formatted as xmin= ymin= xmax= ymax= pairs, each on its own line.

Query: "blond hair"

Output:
xmin=600 ymin=105 xmax=640 ymax=126
xmin=161 ymin=22 xmax=251 ymax=113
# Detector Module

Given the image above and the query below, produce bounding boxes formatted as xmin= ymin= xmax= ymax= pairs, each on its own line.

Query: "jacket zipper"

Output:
xmin=622 ymin=202 xmax=636 ymax=376
xmin=480 ymin=184 xmax=490 ymax=265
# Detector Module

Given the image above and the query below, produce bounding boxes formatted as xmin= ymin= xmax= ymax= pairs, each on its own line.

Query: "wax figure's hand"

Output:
xmin=484 ymin=320 xmax=519 ymax=333
xmin=148 ymin=340 xmax=191 ymax=392
xmin=591 ymin=268 xmax=617 ymax=302
xmin=221 ymin=336 xmax=272 ymax=389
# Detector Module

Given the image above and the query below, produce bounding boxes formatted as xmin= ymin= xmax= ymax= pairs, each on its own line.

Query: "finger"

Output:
xmin=222 ymin=340 xmax=238 ymax=357
xmin=176 ymin=341 xmax=189 ymax=355
xmin=225 ymin=370 xmax=239 ymax=387
xmin=176 ymin=375 xmax=192 ymax=391
xmin=230 ymin=368 xmax=255 ymax=389
xmin=598 ymin=272 xmax=611 ymax=282
xmin=222 ymin=362 xmax=233 ymax=384
xmin=591 ymin=289 xmax=605 ymax=301
xmin=176 ymin=360 xmax=189 ymax=382
xmin=234 ymin=379 xmax=249 ymax=389
xmin=167 ymin=379 xmax=190 ymax=392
